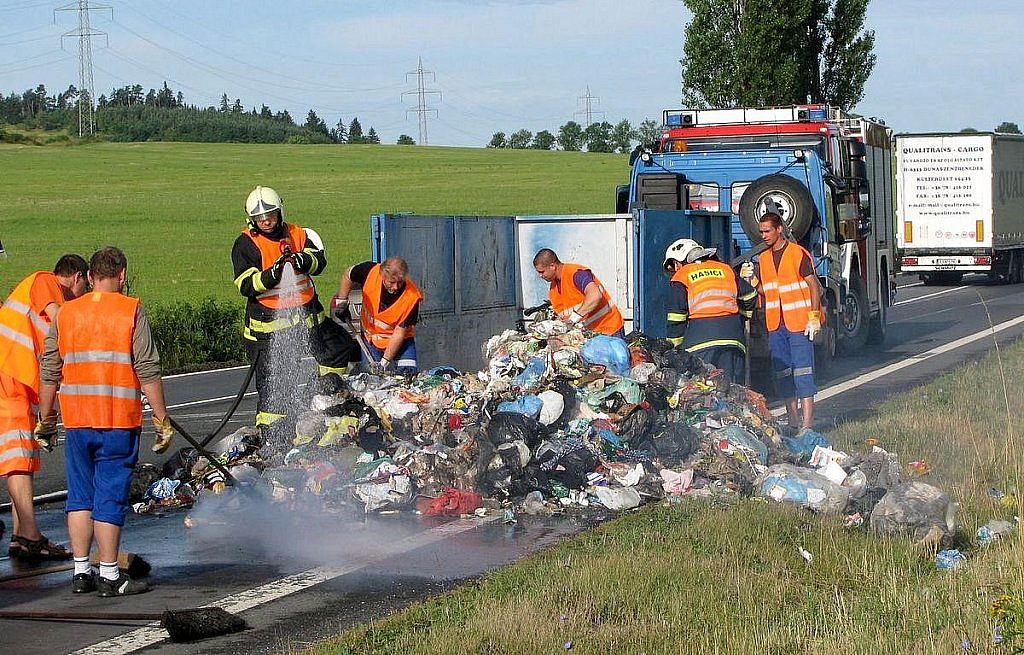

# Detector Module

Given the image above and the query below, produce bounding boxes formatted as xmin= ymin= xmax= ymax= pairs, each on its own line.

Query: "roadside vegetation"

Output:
xmin=306 ymin=337 xmax=1024 ymax=655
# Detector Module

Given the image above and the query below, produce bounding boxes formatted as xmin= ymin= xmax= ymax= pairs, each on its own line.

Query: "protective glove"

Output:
xmin=368 ymin=358 xmax=390 ymax=376
xmin=33 ymin=414 xmax=58 ymax=452
xmin=291 ymin=251 xmax=314 ymax=273
xmin=804 ymin=310 xmax=821 ymax=341
xmin=331 ymin=295 xmax=350 ymax=321
xmin=568 ymin=310 xmax=584 ymax=325
xmin=739 ymin=262 xmax=759 ymax=287
xmin=151 ymin=414 xmax=174 ymax=454
xmin=260 ymin=254 xmax=289 ymax=289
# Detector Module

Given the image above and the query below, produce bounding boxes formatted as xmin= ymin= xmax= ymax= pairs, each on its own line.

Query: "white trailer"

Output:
xmin=896 ymin=132 xmax=1024 ymax=284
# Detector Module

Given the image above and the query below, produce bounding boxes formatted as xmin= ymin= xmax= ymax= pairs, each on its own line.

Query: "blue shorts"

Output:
xmin=65 ymin=428 xmax=140 ymax=526
xmin=768 ymin=327 xmax=816 ymax=399
xmin=366 ymin=337 xmax=418 ymax=375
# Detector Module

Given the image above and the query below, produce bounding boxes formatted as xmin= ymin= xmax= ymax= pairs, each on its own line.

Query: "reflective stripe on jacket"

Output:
xmin=360 ymin=264 xmax=422 ymax=350
xmin=243 ymin=224 xmax=315 ymax=310
xmin=56 ymin=292 xmax=142 ymax=429
xmin=672 ymin=260 xmax=739 ymax=320
xmin=548 ymin=263 xmax=624 ymax=336
xmin=758 ymin=242 xmax=815 ymax=332
xmin=0 ymin=271 xmax=62 ymax=394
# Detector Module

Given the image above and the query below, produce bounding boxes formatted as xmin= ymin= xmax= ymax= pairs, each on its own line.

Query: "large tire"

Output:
xmin=838 ymin=276 xmax=869 ymax=355
xmin=867 ymin=269 xmax=888 ymax=345
xmin=738 ymin=174 xmax=816 ymax=242
xmin=814 ymin=293 xmax=837 ymax=374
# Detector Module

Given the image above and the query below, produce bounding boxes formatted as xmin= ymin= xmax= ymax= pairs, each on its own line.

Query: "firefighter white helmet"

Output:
xmin=245 ymin=186 xmax=284 ymax=231
xmin=663 ymin=238 xmax=717 ymax=268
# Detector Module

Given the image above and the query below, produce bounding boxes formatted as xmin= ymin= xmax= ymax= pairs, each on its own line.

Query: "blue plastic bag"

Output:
xmin=580 ymin=334 xmax=630 ymax=376
xmin=782 ymin=429 xmax=831 ymax=459
xmin=497 ymin=394 xmax=544 ymax=420
xmin=512 ymin=356 xmax=547 ymax=389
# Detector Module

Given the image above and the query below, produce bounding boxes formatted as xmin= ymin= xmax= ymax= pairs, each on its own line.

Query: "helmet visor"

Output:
xmin=251 ymin=209 xmax=281 ymax=232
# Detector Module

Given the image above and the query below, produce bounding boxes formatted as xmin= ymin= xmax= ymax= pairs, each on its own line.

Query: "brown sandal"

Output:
xmin=8 ymin=535 xmax=72 ymax=561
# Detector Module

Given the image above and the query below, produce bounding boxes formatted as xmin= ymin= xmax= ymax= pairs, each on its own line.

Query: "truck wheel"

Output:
xmin=738 ymin=174 xmax=816 ymax=242
xmin=838 ymin=276 xmax=869 ymax=354
xmin=866 ymin=270 xmax=888 ymax=345
xmin=815 ymin=294 xmax=837 ymax=373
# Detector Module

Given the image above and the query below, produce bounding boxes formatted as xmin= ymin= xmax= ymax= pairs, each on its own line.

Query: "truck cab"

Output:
xmin=619 ymin=105 xmax=895 ymax=356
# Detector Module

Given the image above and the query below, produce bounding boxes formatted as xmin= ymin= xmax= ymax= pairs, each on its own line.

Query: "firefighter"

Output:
xmin=663 ymin=239 xmax=755 ymax=384
xmin=741 ymin=212 xmax=823 ymax=434
xmin=0 ymin=254 xmax=88 ymax=560
xmin=532 ymin=248 xmax=625 ymax=338
xmin=333 ymin=256 xmax=423 ymax=375
xmin=231 ymin=186 xmax=359 ymax=439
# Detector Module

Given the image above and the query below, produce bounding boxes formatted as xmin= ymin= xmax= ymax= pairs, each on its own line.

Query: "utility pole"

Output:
xmin=574 ymin=86 xmax=605 ymax=127
xmin=402 ymin=57 xmax=441 ymax=145
xmin=55 ymin=0 xmax=110 ymax=136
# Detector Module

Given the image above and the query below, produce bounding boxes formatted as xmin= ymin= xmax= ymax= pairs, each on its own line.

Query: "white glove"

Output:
xmin=804 ymin=310 xmax=821 ymax=341
xmin=568 ymin=310 xmax=584 ymax=325
xmin=739 ymin=262 xmax=758 ymax=287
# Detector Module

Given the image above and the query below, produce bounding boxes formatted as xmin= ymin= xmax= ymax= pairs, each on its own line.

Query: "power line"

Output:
xmin=402 ymin=57 xmax=440 ymax=145
xmin=574 ymin=86 xmax=604 ymax=127
xmin=55 ymin=0 xmax=109 ymax=136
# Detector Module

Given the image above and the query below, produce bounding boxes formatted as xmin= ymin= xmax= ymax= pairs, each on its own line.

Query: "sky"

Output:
xmin=1 ymin=0 xmax=1022 ymax=147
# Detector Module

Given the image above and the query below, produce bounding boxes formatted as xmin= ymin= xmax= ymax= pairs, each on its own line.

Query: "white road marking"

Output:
xmin=70 ymin=514 xmax=500 ymax=655
xmin=771 ymin=312 xmax=1024 ymax=416
xmin=893 ymin=285 xmax=969 ymax=306
xmin=896 ymin=281 xmax=923 ymax=289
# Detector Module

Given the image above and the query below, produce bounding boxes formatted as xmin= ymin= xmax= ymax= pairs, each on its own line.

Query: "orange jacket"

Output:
xmin=548 ymin=263 xmax=624 ymax=336
xmin=0 ymin=271 xmax=63 ymax=395
xmin=243 ymin=223 xmax=315 ymax=309
xmin=758 ymin=243 xmax=816 ymax=332
xmin=56 ymin=292 xmax=142 ymax=429
xmin=359 ymin=264 xmax=423 ymax=349
xmin=671 ymin=260 xmax=740 ymax=319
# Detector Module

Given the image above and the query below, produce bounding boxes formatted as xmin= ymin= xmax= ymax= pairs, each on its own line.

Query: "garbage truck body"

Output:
xmin=895 ymin=132 xmax=1024 ymax=285
xmin=618 ymin=104 xmax=896 ymax=356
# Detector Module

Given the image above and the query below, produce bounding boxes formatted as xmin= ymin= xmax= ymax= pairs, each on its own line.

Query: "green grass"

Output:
xmin=1 ymin=142 xmax=626 ymax=304
xmin=305 ymin=338 xmax=1024 ymax=655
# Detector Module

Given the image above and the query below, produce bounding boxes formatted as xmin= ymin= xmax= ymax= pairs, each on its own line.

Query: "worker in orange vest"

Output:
xmin=532 ymin=248 xmax=625 ymax=338
xmin=741 ymin=212 xmax=823 ymax=435
xmin=333 ymin=256 xmax=423 ymax=375
xmin=232 ymin=186 xmax=359 ymax=436
xmin=663 ymin=238 xmax=756 ymax=384
xmin=0 ymin=254 xmax=88 ymax=560
xmin=36 ymin=246 xmax=174 ymax=596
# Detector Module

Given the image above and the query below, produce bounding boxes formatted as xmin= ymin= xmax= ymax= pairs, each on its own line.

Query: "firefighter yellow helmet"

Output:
xmin=245 ymin=186 xmax=284 ymax=233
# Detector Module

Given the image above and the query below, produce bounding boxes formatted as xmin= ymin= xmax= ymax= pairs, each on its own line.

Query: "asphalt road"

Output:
xmin=2 ymin=273 xmax=1023 ymax=654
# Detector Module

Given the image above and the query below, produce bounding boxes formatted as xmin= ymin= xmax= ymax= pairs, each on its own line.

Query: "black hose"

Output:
xmin=199 ymin=350 xmax=260 ymax=448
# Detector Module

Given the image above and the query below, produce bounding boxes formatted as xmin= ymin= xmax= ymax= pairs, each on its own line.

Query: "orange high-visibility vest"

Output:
xmin=359 ymin=264 xmax=422 ymax=350
xmin=0 ymin=271 xmax=63 ymax=395
xmin=548 ymin=263 xmax=624 ymax=336
xmin=672 ymin=260 xmax=739 ymax=320
xmin=56 ymin=292 xmax=142 ymax=429
xmin=243 ymin=223 xmax=315 ymax=309
xmin=758 ymin=242 xmax=816 ymax=332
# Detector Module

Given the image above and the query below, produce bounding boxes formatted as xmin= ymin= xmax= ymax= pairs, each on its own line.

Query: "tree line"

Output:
xmin=0 ymin=81 xmax=395 ymax=145
xmin=487 ymin=118 xmax=663 ymax=152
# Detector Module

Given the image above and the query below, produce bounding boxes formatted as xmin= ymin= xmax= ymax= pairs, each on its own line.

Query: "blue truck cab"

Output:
xmin=618 ymin=105 xmax=896 ymax=357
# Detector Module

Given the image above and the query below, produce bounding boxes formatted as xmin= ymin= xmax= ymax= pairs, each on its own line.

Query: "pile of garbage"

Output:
xmin=133 ymin=319 xmax=972 ymax=549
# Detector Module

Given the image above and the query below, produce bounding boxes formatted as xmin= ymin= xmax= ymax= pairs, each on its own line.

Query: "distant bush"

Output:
xmin=147 ymin=297 xmax=247 ymax=371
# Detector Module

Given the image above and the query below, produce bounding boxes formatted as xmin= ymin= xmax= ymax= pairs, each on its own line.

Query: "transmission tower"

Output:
xmin=402 ymin=57 xmax=441 ymax=145
xmin=55 ymin=1 xmax=110 ymax=136
xmin=574 ymin=86 xmax=605 ymax=127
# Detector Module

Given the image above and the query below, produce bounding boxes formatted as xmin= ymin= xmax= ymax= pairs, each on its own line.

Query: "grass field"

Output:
xmin=1 ymin=142 xmax=626 ymax=304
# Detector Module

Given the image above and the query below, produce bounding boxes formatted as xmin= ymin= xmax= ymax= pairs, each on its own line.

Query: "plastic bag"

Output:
xmin=537 ymin=389 xmax=566 ymax=426
xmin=713 ymin=425 xmax=768 ymax=465
xmin=593 ymin=485 xmax=642 ymax=510
xmin=485 ymin=411 xmax=546 ymax=448
xmin=580 ymin=334 xmax=630 ymax=376
xmin=757 ymin=463 xmax=850 ymax=514
xmin=512 ymin=356 xmax=547 ymax=390
xmin=869 ymin=482 xmax=957 ymax=545
xmin=497 ymin=394 xmax=544 ymax=420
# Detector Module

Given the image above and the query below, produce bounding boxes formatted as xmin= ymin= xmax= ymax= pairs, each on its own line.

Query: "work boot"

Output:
xmin=72 ymin=572 xmax=97 ymax=594
xmin=97 ymin=573 xmax=150 ymax=597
